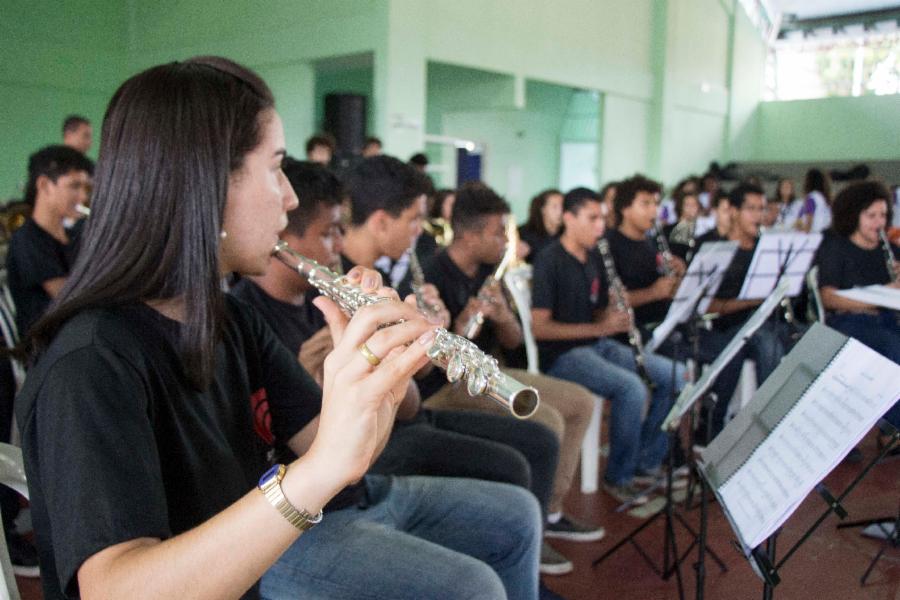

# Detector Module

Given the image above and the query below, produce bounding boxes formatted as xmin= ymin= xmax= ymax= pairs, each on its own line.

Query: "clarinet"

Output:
xmin=880 ymin=228 xmax=899 ymax=283
xmin=407 ymin=249 xmax=442 ymax=314
xmin=653 ymin=221 xmax=677 ymax=277
xmin=272 ymin=241 xmax=540 ymax=419
xmin=596 ymin=238 xmax=654 ymax=389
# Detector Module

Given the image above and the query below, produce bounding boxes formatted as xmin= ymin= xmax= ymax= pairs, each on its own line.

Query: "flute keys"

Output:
xmin=467 ymin=365 xmax=488 ymax=396
xmin=447 ymin=353 xmax=466 ymax=383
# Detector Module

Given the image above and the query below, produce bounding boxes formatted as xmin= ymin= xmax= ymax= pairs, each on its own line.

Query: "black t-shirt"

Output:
xmin=5 ymin=219 xmax=82 ymax=334
xmin=16 ymin=296 xmax=320 ymax=600
xmin=229 ymin=279 xmax=325 ymax=354
xmin=605 ymin=228 xmax=669 ymax=326
xmin=519 ymin=226 xmax=558 ymax=264
xmin=712 ymin=244 xmax=756 ymax=330
xmin=815 ymin=233 xmax=899 ymax=294
xmin=531 ymin=240 xmax=609 ymax=369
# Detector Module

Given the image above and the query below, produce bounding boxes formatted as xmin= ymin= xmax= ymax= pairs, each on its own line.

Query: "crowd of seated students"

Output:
xmin=1 ymin=55 xmax=898 ymax=600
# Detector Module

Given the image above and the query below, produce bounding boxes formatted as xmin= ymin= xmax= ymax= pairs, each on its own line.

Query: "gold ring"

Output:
xmin=358 ymin=342 xmax=381 ymax=366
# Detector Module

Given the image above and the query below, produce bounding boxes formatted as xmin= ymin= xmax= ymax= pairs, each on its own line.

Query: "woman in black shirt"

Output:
xmin=519 ymin=188 xmax=563 ymax=262
xmin=18 ymin=58 xmax=540 ymax=600
xmin=816 ymin=180 xmax=900 ymax=427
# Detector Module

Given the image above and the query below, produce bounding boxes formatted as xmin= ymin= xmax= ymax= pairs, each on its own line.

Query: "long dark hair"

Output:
xmin=29 ymin=57 xmax=274 ymax=388
xmin=522 ymin=189 xmax=561 ymax=235
xmin=803 ymin=168 xmax=831 ymax=203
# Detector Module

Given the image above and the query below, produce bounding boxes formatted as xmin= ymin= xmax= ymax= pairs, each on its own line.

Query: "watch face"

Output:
xmin=259 ymin=464 xmax=282 ymax=486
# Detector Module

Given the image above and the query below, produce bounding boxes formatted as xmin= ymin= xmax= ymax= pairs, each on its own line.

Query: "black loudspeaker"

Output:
xmin=324 ymin=94 xmax=367 ymax=156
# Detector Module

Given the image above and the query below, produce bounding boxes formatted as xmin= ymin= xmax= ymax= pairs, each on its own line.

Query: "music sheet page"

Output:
xmin=718 ymin=339 xmax=900 ymax=549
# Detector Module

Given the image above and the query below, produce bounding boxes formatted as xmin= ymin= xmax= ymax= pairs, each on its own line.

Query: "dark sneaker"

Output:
xmin=540 ymin=581 xmax=569 ymax=599
xmin=540 ymin=541 xmax=574 ymax=575
xmin=602 ymin=481 xmax=650 ymax=506
xmin=545 ymin=514 xmax=606 ymax=542
xmin=7 ymin=533 xmax=39 ymax=578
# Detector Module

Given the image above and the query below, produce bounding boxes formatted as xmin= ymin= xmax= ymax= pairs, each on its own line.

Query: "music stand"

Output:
xmin=738 ymin=232 xmax=822 ymax=302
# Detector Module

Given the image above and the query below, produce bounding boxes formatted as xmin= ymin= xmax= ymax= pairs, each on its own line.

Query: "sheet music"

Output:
xmin=835 ymin=285 xmax=900 ymax=311
xmin=646 ymin=241 xmax=736 ymax=353
xmin=717 ymin=339 xmax=900 ymax=549
xmin=662 ymin=279 xmax=790 ymax=430
xmin=738 ymin=233 xmax=822 ymax=300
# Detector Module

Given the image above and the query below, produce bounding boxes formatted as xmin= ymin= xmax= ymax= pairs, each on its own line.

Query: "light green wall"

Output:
xmin=754 ymin=94 xmax=900 ymax=162
xmin=314 ymin=65 xmax=375 ymax=141
xmin=0 ymin=2 xmax=127 ymax=200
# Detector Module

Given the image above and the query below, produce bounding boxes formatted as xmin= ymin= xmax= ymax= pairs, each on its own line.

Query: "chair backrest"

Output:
xmin=0 ymin=442 xmax=27 ymax=600
xmin=806 ymin=266 xmax=825 ymax=324
xmin=503 ymin=265 xmax=540 ymax=374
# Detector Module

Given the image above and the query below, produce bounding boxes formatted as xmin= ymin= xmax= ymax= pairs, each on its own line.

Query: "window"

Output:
xmin=765 ymin=31 xmax=900 ymax=100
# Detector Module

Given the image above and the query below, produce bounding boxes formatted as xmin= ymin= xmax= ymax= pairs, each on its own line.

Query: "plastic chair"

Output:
xmin=806 ymin=266 xmax=825 ymax=324
xmin=503 ymin=266 xmax=604 ymax=494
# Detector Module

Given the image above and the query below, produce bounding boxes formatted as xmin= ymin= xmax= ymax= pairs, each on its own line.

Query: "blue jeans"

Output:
xmin=700 ymin=320 xmax=787 ymax=436
xmin=547 ymin=338 xmax=684 ymax=486
xmin=261 ymin=475 xmax=540 ymax=600
xmin=828 ymin=311 xmax=900 ymax=429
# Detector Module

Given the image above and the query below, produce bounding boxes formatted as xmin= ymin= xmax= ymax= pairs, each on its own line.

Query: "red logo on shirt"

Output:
xmin=590 ymin=277 xmax=600 ymax=304
xmin=251 ymin=388 xmax=274 ymax=445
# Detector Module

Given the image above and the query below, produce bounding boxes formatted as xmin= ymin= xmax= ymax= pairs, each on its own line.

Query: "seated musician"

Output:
xmin=816 ymin=180 xmax=900 ymax=428
xmin=17 ymin=58 xmax=541 ymax=600
xmin=605 ymin=175 xmax=686 ymax=348
xmin=419 ymin=182 xmax=605 ymax=567
xmin=531 ymin=187 xmax=685 ymax=504
xmin=518 ymin=188 xmax=564 ymax=263
xmin=699 ymin=183 xmax=788 ymax=439
xmin=664 ymin=186 xmax=702 ymax=262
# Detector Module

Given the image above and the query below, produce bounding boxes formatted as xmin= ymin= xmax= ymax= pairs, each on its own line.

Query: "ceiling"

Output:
xmin=765 ymin=1 xmax=900 ymax=20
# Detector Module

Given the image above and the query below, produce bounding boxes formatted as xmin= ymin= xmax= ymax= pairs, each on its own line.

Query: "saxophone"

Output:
xmin=272 ymin=241 xmax=540 ymax=419
xmin=596 ymin=237 xmax=654 ymax=389
xmin=669 ymin=219 xmax=697 ymax=263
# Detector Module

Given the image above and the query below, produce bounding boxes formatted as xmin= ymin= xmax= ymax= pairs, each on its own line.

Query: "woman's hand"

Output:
xmin=303 ymin=267 xmax=434 ymax=493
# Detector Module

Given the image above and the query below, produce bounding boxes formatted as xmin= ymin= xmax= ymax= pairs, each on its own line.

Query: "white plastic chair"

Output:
xmin=806 ymin=266 xmax=825 ymax=324
xmin=504 ymin=266 xmax=604 ymax=494
xmin=0 ymin=442 xmax=27 ymax=600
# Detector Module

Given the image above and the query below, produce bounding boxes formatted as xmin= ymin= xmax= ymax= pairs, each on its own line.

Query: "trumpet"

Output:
xmin=880 ymin=228 xmax=898 ymax=283
xmin=272 ymin=241 xmax=540 ymax=419
xmin=462 ymin=218 xmax=518 ymax=339
xmin=597 ymin=237 xmax=654 ymax=390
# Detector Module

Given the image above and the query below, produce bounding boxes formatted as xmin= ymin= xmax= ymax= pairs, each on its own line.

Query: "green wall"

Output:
xmin=753 ymin=94 xmax=900 ymax=162
xmin=0 ymin=2 xmax=127 ymax=200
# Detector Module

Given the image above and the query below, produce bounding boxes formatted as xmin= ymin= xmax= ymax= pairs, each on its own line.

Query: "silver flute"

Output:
xmin=880 ymin=228 xmax=898 ymax=283
xmin=272 ymin=241 xmax=540 ymax=419
xmin=596 ymin=238 xmax=654 ymax=390
xmin=407 ymin=249 xmax=442 ymax=314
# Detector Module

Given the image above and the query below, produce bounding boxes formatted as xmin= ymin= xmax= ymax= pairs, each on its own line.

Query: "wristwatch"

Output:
xmin=258 ymin=464 xmax=324 ymax=531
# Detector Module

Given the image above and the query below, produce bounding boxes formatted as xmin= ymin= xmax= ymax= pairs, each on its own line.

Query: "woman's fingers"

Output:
xmin=359 ymin=329 xmax=435 ymax=400
xmin=338 ymin=317 xmax=435 ymax=381
xmin=313 ymin=296 xmax=349 ymax=347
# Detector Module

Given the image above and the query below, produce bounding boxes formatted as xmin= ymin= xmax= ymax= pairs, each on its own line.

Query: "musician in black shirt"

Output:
xmin=606 ymin=175 xmax=685 ymax=330
xmin=6 ymin=145 xmax=92 ymax=334
xmin=531 ymin=188 xmax=685 ymax=504
xmin=816 ymin=180 xmax=900 ymax=427
xmin=18 ymin=59 xmax=540 ymax=600
xmin=700 ymin=183 xmax=787 ymax=438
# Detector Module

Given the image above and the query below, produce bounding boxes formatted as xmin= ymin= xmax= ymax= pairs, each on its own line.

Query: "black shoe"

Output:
xmin=544 ymin=514 xmax=606 ymax=542
xmin=539 ymin=542 xmax=574 ymax=575
xmin=7 ymin=533 xmax=39 ymax=577
xmin=540 ymin=581 xmax=569 ymax=600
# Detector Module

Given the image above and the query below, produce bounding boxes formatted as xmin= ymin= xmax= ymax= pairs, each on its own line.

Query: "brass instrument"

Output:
xmin=462 ymin=218 xmax=517 ymax=339
xmin=653 ymin=220 xmax=677 ymax=277
xmin=272 ymin=241 xmax=540 ymax=419
xmin=422 ymin=218 xmax=453 ymax=247
xmin=597 ymin=237 xmax=654 ymax=389
xmin=880 ymin=228 xmax=899 ymax=283
xmin=407 ymin=249 xmax=441 ymax=314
